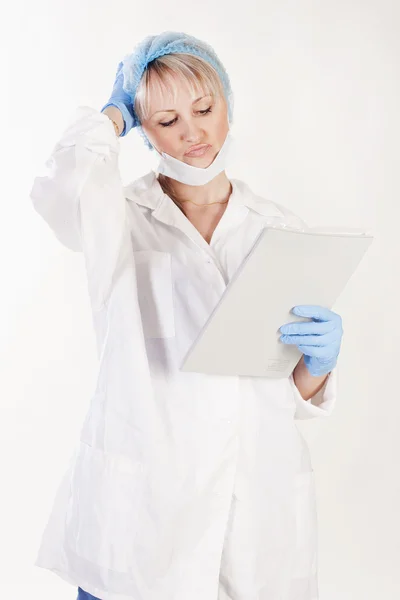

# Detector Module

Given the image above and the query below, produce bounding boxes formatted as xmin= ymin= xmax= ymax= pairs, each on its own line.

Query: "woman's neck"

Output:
xmin=157 ymin=171 xmax=232 ymax=208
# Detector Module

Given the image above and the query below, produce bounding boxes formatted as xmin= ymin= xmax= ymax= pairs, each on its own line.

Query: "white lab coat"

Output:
xmin=30 ymin=106 xmax=337 ymax=600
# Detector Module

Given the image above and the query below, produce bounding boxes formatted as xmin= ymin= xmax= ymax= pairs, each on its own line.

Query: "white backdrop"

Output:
xmin=1 ymin=1 xmax=399 ymax=598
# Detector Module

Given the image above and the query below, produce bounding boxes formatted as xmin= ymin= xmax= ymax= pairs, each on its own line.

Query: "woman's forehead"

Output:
xmin=147 ymin=72 xmax=208 ymax=114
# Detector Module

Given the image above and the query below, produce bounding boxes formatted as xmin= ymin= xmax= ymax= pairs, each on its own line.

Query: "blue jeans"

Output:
xmin=77 ymin=587 xmax=102 ymax=600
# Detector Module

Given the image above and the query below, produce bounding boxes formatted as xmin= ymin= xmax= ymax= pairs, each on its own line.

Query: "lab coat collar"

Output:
xmin=123 ymin=171 xmax=284 ymax=219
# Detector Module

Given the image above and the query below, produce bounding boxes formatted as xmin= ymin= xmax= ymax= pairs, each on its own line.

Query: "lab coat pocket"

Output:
xmin=133 ymin=250 xmax=175 ymax=339
xmin=293 ymin=470 xmax=318 ymax=579
xmin=66 ymin=441 xmax=146 ymax=573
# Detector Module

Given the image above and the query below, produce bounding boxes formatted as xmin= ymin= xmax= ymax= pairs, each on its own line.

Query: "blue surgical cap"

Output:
xmin=120 ymin=31 xmax=234 ymax=149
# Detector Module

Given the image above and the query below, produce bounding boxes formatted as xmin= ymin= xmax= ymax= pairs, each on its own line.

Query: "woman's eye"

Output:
xmin=160 ymin=117 xmax=177 ymax=128
xmin=160 ymin=106 xmax=212 ymax=128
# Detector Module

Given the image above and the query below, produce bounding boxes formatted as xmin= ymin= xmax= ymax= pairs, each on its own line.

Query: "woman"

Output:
xmin=31 ymin=31 xmax=343 ymax=600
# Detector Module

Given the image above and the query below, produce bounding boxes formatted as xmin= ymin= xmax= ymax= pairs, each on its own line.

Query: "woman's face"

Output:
xmin=140 ymin=73 xmax=229 ymax=167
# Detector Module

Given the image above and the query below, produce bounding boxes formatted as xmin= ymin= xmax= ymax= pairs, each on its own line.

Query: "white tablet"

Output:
xmin=180 ymin=226 xmax=374 ymax=378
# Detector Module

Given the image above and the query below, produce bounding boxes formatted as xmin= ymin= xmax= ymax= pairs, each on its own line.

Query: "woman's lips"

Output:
xmin=184 ymin=144 xmax=211 ymax=157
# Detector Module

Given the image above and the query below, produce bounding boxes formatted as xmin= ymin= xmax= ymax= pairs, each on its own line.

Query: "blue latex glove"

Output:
xmin=100 ymin=61 xmax=136 ymax=137
xmin=279 ymin=305 xmax=343 ymax=377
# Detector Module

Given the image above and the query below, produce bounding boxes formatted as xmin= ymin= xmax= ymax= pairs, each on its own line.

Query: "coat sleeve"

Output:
xmin=289 ymin=366 xmax=338 ymax=420
xmin=29 ymin=106 xmax=120 ymax=252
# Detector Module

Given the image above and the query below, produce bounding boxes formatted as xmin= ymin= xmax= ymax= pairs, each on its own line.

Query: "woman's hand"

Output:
xmin=279 ymin=305 xmax=343 ymax=377
xmin=101 ymin=61 xmax=136 ymax=137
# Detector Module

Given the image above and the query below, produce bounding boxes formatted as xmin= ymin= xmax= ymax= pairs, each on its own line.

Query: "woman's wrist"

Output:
xmin=111 ymin=120 xmax=121 ymax=137
xmin=101 ymin=105 xmax=124 ymax=136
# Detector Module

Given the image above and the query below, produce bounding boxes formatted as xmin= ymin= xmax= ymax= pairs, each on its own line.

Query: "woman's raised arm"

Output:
xmin=29 ymin=60 xmax=134 ymax=252
xmin=29 ymin=106 xmax=121 ymax=252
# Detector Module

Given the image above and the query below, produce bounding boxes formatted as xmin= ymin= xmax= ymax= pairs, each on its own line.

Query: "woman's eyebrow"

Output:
xmin=151 ymin=95 xmax=212 ymax=117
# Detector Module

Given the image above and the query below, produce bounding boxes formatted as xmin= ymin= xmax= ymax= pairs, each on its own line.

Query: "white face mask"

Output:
xmin=150 ymin=130 xmax=235 ymax=186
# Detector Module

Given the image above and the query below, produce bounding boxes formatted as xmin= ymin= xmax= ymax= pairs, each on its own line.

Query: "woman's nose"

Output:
xmin=180 ymin=119 xmax=203 ymax=142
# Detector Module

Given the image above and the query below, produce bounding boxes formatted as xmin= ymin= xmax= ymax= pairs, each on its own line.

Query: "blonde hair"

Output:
xmin=134 ymin=53 xmax=226 ymax=123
